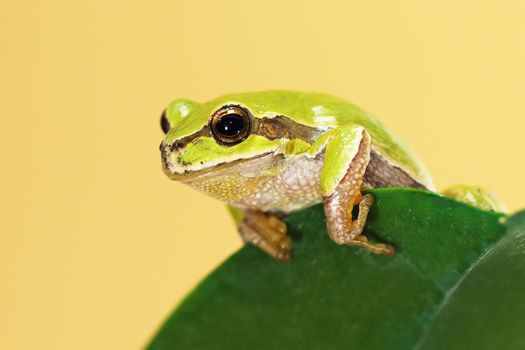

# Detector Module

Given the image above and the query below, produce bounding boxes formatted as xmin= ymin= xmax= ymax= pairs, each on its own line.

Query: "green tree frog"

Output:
xmin=159 ymin=91 xmax=505 ymax=261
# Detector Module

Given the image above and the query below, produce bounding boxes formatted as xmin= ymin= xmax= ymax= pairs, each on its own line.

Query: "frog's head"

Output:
xmin=161 ymin=91 xmax=340 ymax=189
xmin=160 ymin=93 xmax=296 ymax=187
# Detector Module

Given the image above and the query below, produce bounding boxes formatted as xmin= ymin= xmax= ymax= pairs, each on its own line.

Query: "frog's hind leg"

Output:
xmin=238 ymin=209 xmax=292 ymax=261
xmin=320 ymin=125 xmax=395 ymax=256
xmin=442 ymin=185 xmax=507 ymax=213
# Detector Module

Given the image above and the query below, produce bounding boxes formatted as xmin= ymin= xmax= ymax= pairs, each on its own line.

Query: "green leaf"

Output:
xmin=147 ymin=189 xmax=524 ymax=350
xmin=416 ymin=211 xmax=525 ymax=350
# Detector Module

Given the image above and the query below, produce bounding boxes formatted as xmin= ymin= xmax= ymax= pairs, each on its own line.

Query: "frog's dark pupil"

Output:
xmin=217 ymin=113 xmax=245 ymax=136
xmin=160 ymin=110 xmax=170 ymax=134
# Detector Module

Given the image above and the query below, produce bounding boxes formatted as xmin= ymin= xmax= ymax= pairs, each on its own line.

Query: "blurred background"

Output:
xmin=1 ymin=1 xmax=524 ymax=349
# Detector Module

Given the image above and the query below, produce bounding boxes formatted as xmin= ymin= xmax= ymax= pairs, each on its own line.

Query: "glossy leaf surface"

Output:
xmin=148 ymin=189 xmax=524 ymax=350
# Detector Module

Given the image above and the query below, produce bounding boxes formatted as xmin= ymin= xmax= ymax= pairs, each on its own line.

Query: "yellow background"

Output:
xmin=2 ymin=1 xmax=524 ymax=349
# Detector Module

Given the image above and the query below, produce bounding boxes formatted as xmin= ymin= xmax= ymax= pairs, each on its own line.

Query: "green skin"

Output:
xmin=160 ymin=90 xmax=505 ymax=260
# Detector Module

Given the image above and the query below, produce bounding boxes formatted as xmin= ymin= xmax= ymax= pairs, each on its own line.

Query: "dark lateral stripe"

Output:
xmin=167 ymin=115 xmax=325 ymax=151
xmin=168 ymin=126 xmax=210 ymax=152
xmin=252 ymin=115 xmax=324 ymax=144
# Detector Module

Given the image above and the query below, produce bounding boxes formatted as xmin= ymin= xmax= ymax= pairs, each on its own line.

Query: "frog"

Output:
xmin=159 ymin=90 xmax=505 ymax=261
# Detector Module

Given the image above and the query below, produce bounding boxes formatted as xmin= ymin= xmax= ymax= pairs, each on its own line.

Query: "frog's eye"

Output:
xmin=160 ymin=109 xmax=170 ymax=134
xmin=210 ymin=105 xmax=251 ymax=145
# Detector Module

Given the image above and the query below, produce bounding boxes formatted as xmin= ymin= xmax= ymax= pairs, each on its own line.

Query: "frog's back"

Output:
xmin=207 ymin=90 xmax=433 ymax=189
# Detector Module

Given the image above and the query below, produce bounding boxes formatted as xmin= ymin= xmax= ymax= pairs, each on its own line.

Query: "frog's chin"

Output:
xmin=162 ymin=152 xmax=283 ymax=183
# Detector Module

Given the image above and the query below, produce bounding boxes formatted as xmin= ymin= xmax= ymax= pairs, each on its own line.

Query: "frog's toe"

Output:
xmin=349 ymin=235 xmax=396 ymax=256
xmin=238 ymin=210 xmax=293 ymax=261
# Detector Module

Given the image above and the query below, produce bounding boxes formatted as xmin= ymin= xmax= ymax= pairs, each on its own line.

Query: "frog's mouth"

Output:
xmin=161 ymin=144 xmax=282 ymax=183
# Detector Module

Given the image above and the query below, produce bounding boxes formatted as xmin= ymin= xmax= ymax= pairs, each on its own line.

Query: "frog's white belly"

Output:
xmin=180 ymin=152 xmax=324 ymax=214
xmin=231 ymin=154 xmax=325 ymax=213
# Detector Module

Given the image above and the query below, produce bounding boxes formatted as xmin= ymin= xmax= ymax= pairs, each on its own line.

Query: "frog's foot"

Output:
xmin=238 ymin=210 xmax=292 ymax=261
xmin=325 ymin=191 xmax=395 ymax=256
xmin=321 ymin=128 xmax=395 ymax=256
xmin=344 ymin=194 xmax=395 ymax=256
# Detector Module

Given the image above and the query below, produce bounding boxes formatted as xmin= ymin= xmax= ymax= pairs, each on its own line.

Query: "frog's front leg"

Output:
xmin=238 ymin=209 xmax=292 ymax=261
xmin=319 ymin=125 xmax=395 ymax=256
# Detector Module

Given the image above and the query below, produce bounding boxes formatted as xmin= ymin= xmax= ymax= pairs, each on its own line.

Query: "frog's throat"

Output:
xmin=162 ymin=152 xmax=283 ymax=182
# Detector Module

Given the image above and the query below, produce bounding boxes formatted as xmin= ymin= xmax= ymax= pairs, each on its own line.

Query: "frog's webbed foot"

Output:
xmin=238 ymin=210 xmax=292 ymax=261
xmin=321 ymin=126 xmax=395 ymax=256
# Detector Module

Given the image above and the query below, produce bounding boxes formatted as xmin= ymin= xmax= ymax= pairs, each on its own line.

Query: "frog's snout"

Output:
xmin=160 ymin=140 xmax=186 ymax=177
xmin=160 ymin=142 xmax=169 ymax=168
xmin=160 ymin=141 xmax=175 ymax=167
xmin=160 ymin=140 xmax=181 ymax=154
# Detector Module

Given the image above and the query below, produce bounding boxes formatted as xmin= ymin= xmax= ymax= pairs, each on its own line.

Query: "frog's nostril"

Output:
xmin=170 ymin=141 xmax=184 ymax=153
xmin=160 ymin=141 xmax=174 ymax=165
